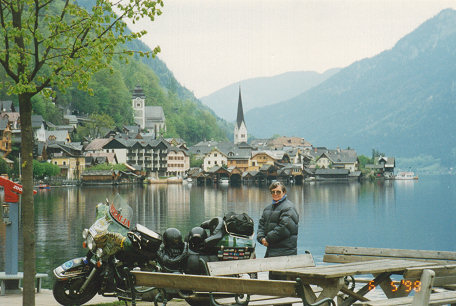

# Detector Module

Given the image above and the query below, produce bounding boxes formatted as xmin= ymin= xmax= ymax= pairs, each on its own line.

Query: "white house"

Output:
xmin=203 ymin=148 xmax=227 ymax=171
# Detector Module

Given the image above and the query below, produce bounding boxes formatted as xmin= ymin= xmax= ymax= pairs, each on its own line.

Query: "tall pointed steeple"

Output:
xmin=234 ymin=86 xmax=248 ymax=144
xmin=236 ymin=87 xmax=245 ymax=128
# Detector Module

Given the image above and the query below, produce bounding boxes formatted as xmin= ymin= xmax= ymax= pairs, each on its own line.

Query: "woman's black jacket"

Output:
xmin=256 ymin=197 xmax=299 ymax=257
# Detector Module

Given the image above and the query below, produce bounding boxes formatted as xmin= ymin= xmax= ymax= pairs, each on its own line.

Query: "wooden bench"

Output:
xmin=324 ymin=246 xmax=456 ymax=286
xmin=204 ymin=253 xmax=319 ymax=305
xmin=0 ymin=272 xmax=48 ymax=295
xmin=324 ymin=246 xmax=456 ymax=305
xmin=323 ymin=246 xmax=456 ymax=265
xmin=356 ymin=269 xmax=456 ymax=305
xmin=130 ymin=254 xmax=336 ymax=306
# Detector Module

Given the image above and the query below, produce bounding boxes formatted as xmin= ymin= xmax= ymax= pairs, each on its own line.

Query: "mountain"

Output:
xmin=200 ymin=69 xmax=340 ymax=121
xmin=0 ymin=0 xmax=232 ymax=145
xmin=245 ymin=9 xmax=456 ymax=168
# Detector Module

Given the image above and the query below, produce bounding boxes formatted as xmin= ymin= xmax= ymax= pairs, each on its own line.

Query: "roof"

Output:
xmin=251 ymin=150 xmax=287 ymax=160
xmin=206 ymin=165 xmax=229 ymax=174
xmin=167 ymin=146 xmax=188 ymax=155
xmin=145 ymin=106 xmax=165 ymax=121
xmin=85 ymin=152 xmax=117 ymax=164
xmin=315 ymin=168 xmax=349 ymax=175
xmin=123 ymin=125 xmax=140 ymax=134
xmin=0 ymin=117 xmax=8 ymax=130
xmin=82 ymin=170 xmax=113 ymax=176
xmin=31 ymin=115 xmax=44 ymax=129
xmin=268 ymin=136 xmax=312 ymax=149
xmin=236 ymin=88 xmax=245 ymax=128
xmin=45 ymin=130 xmax=69 ymax=143
xmin=2 ymin=112 xmax=20 ymax=123
xmin=320 ymin=149 xmax=358 ymax=164
xmin=63 ymin=114 xmax=78 ymax=123
xmin=132 ymin=85 xmax=145 ymax=98
xmin=378 ymin=156 xmax=395 ymax=168
xmin=307 ymin=147 xmax=328 ymax=159
xmin=54 ymin=125 xmax=75 ymax=132
xmin=85 ymin=138 xmax=112 ymax=151
xmin=0 ymin=100 xmax=13 ymax=112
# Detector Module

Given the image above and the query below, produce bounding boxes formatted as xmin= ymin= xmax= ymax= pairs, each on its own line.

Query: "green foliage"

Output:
xmin=86 ymin=163 xmax=127 ymax=171
xmin=358 ymin=155 xmax=373 ymax=170
xmin=31 ymin=94 xmax=63 ymax=123
xmin=190 ymin=155 xmax=203 ymax=168
xmin=33 ymin=160 xmax=60 ymax=179
xmin=76 ymin=113 xmax=116 ymax=139
xmin=0 ymin=158 xmax=11 ymax=177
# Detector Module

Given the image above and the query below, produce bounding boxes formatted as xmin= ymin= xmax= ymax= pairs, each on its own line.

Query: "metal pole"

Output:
xmin=5 ymin=202 xmax=18 ymax=274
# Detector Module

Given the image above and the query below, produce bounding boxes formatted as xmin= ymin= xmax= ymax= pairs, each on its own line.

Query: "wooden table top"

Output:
xmin=272 ymin=259 xmax=433 ymax=279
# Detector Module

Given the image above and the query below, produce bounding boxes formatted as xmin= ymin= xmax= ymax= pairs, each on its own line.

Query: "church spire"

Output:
xmin=236 ymin=86 xmax=245 ymax=128
xmin=234 ymin=86 xmax=248 ymax=144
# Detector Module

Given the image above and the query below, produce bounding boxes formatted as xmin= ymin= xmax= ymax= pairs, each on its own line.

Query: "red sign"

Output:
xmin=0 ymin=177 xmax=37 ymax=203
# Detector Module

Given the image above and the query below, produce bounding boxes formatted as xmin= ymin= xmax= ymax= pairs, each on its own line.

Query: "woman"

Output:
xmin=257 ymin=181 xmax=299 ymax=258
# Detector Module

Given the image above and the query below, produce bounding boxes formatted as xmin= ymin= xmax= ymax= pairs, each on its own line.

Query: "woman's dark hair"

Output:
xmin=269 ymin=181 xmax=286 ymax=193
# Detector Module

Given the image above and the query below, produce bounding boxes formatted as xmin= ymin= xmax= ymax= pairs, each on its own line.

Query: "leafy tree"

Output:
xmin=76 ymin=113 xmax=116 ymax=139
xmin=33 ymin=160 xmax=60 ymax=179
xmin=190 ymin=154 xmax=203 ymax=168
xmin=0 ymin=0 xmax=163 ymax=303
xmin=358 ymin=155 xmax=372 ymax=170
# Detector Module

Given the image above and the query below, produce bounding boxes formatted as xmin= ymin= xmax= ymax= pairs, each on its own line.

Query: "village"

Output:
xmin=0 ymin=86 xmax=395 ymax=186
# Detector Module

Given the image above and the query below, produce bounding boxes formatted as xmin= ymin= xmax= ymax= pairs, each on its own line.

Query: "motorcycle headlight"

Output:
xmin=82 ymin=229 xmax=89 ymax=239
xmin=87 ymin=235 xmax=96 ymax=251
xmin=96 ymin=248 xmax=103 ymax=258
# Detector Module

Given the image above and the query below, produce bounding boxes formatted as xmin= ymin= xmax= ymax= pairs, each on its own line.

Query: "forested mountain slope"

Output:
xmin=245 ymin=9 xmax=456 ymax=168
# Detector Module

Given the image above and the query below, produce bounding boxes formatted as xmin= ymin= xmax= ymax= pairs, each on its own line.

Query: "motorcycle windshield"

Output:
xmin=109 ymin=194 xmax=133 ymax=229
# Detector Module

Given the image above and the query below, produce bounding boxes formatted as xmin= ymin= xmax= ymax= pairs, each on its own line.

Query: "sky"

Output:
xmin=126 ymin=0 xmax=456 ymax=98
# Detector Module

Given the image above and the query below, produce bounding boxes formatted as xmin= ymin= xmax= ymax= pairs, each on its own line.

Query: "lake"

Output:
xmin=0 ymin=175 xmax=455 ymax=289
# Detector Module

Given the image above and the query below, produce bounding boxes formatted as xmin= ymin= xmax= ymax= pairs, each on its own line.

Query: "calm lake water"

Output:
xmin=0 ymin=175 xmax=455 ymax=289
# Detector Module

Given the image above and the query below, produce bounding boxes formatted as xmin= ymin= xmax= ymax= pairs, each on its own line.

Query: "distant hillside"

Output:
xmin=245 ymin=9 xmax=456 ymax=169
xmin=201 ymin=69 xmax=340 ymax=121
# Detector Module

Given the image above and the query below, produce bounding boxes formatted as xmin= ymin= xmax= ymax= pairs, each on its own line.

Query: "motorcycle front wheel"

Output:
xmin=53 ymin=277 xmax=100 ymax=305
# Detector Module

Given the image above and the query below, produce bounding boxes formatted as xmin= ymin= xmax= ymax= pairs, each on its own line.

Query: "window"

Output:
xmin=208 ymin=161 xmax=211 ymax=164
xmin=214 ymin=153 xmax=217 ymax=157
xmin=215 ymin=161 xmax=218 ymax=165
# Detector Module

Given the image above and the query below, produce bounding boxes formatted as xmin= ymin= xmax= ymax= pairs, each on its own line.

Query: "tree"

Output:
xmin=76 ymin=113 xmax=116 ymax=139
xmin=33 ymin=160 xmax=60 ymax=179
xmin=0 ymin=0 xmax=163 ymax=304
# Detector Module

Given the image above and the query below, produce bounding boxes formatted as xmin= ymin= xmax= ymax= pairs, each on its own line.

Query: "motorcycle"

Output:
xmin=53 ymin=194 xmax=162 ymax=305
xmin=53 ymin=194 xmax=256 ymax=305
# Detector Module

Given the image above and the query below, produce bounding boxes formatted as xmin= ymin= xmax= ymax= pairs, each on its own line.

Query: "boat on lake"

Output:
xmin=219 ymin=178 xmax=229 ymax=184
xmin=395 ymin=171 xmax=418 ymax=180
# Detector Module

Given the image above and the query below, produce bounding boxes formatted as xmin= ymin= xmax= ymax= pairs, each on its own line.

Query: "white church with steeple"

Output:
xmin=234 ymin=88 xmax=248 ymax=144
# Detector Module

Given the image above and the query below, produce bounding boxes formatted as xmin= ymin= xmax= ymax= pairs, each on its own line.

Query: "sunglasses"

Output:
xmin=270 ymin=190 xmax=283 ymax=195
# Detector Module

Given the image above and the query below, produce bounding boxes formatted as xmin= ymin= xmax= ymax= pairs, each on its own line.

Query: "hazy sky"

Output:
xmin=127 ymin=0 xmax=456 ymax=98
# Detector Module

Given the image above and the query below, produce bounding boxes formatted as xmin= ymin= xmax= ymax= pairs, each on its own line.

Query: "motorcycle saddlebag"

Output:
xmin=223 ymin=212 xmax=254 ymax=237
xmin=135 ymin=224 xmax=162 ymax=253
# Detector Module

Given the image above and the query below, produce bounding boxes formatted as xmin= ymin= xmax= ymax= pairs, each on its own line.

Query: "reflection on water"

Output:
xmin=0 ymin=175 xmax=455 ymax=289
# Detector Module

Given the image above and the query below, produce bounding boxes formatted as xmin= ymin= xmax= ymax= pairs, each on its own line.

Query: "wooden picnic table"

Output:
xmin=271 ymin=259 xmax=433 ymax=306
